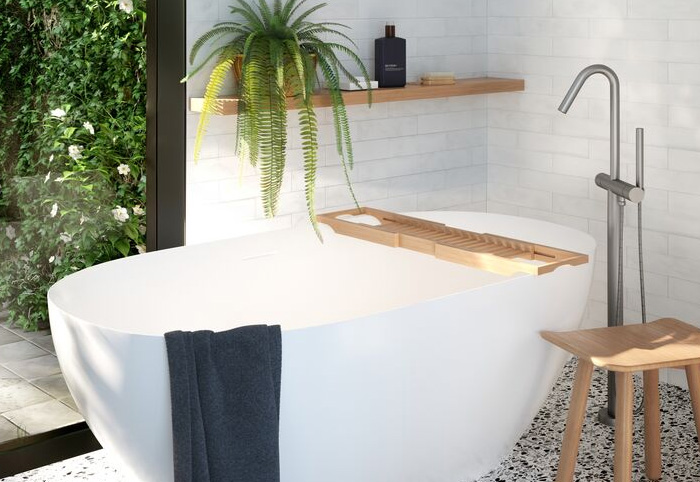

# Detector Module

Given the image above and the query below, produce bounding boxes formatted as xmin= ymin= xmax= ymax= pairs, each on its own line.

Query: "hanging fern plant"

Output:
xmin=185 ymin=0 xmax=372 ymax=238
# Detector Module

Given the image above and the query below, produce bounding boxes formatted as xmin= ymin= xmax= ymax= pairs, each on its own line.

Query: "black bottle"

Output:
xmin=375 ymin=23 xmax=406 ymax=88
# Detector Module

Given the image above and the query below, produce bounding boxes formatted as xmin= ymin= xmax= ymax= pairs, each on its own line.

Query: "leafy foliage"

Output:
xmin=0 ymin=0 xmax=147 ymax=330
xmin=186 ymin=0 xmax=370 ymax=237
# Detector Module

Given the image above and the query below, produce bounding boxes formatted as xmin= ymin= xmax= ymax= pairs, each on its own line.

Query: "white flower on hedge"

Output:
xmin=136 ymin=245 xmax=146 ymax=254
xmin=80 ymin=214 xmax=87 ymax=225
xmin=49 ymin=154 xmax=54 ymax=163
xmin=5 ymin=226 xmax=16 ymax=240
xmin=49 ymin=256 xmax=55 ymax=263
xmin=50 ymin=203 xmax=58 ymax=218
xmin=111 ymin=206 xmax=129 ymax=223
xmin=118 ymin=0 xmax=134 ymax=13
xmin=83 ymin=122 xmax=95 ymax=135
xmin=132 ymin=205 xmax=144 ymax=216
xmin=44 ymin=172 xmax=51 ymax=183
xmin=50 ymin=108 xmax=66 ymax=119
xmin=55 ymin=176 xmax=65 ymax=183
xmin=117 ymin=164 xmax=131 ymax=176
xmin=68 ymin=145 xmax=84 ymax=160
xmin=59 ymin=232 xmax=72 ymax=244
xmin=138 ymin=225 xmax=146 ymax=235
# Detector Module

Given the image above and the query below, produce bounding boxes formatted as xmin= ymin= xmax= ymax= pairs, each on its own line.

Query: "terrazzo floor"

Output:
xmin=3 ymin=359 xmax=700 ymax=481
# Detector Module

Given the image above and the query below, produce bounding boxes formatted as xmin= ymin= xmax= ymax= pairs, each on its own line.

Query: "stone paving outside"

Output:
xmin=0 ymin=310 xmax=83 ymax=445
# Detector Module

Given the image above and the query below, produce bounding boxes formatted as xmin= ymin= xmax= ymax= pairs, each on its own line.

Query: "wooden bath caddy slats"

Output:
xmin=317 ymin=207 xmax=589 ymax=277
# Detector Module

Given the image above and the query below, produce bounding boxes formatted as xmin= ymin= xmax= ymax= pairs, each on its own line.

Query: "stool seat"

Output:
xmin=542 ymin=317 xmax=700 ymax=372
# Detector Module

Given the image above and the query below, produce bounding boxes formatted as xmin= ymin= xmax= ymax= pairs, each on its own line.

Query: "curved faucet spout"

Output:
xmin=558 ymin=64 xmax=620 ymax=181
xmin=558 ymin=64 xmax=620 ymax=114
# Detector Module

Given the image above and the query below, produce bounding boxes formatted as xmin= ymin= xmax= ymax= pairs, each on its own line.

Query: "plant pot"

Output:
xmin=233 ymin=54 xmax=317 ymax=97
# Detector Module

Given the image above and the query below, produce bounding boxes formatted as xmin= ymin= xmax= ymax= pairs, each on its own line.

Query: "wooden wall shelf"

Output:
xmin=189 ymin=77 xmax=525 ymax=116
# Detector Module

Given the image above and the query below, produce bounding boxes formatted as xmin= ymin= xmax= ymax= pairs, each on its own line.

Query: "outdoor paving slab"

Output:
xmin=0 ymin=366 xmax=19 ymax=379
xmin=0 ymin=416 xmax=26 ymax=444
xmin=4 ymin=354 xmax=60 ymax=380
xmin=3 ymin=399 xmax=83 ymax=435
xmin=0 ymin=341 xmax=48 ymax=364
xmin=0 ymin=379 xmax=52 ymax=413
xmin=0 ymin=328 xmax=21 ymax=347
xmin=59 ymin=396 xmax=79 ymax=412
xmin=31 ymin=374 xmax=72 ymax=400
xmin=31 ymin=335 xmax=56 ymax=354
xmin=7 ymin=326 xmax=51 ymax=341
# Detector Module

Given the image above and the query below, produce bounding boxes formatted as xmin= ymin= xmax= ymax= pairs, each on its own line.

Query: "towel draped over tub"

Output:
xmin=165 ymin=325 xmax=282 ymax=482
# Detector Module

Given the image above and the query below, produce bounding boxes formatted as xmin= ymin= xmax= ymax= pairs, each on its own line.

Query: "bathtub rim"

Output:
xmin=47 ymin=211 xmax=596 ymax=339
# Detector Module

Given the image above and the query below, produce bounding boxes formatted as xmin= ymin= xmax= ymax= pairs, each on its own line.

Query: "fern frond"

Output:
xmin=283 ymin=38 xmax=308 ymax=99
xmin=194 ymin=57 xmax=234 ymax=162
xmin=184 ymin=41 xmax=244 ymax=83
xmin=298 ymin=21 xmax=351 ymax=31
xmin=297 ymin=27 xmax=358 ymax=49
xmin=258 ymin=41 xmax=288 ymax=217
xmin=230 ymin=1 xmax=265 ymax=31
xmin=256 ymin=0 xmax=273 ymax=27
xmin=189 ymin=26 xmax=248 ymax=65
xmin=290 ymin=2 xmax=327 ymax=30
xmin=315 ymin=53 xmax=359 ymax=208
xmin=298 ymin=98 xmax=322 ymax=239
xmin=282 ymin=0 xmax=311 ymax=24
xmin=239 ymin=37 xmax=268 ymax=167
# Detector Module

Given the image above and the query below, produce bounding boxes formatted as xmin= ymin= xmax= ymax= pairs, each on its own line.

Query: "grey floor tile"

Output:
xmin=0 ymin=379 xmax=52 ymax=413
xmin=8 ymin=326 xmax=51 ymax=341
xmin=0 ymin=327 xmax=22 ymax=347
xmin=59 ymin=396 xmax=79 ymax=412
xmin=0 ymin=416 xmax=26 ymax=444
xmin=0 ymin=366 xmax=20 ymax=379
xmin=31 ymin=373 xmax=72 ymax=400
xmin=31 ymin=335 xmax=56 ymax=354
xmin=0 ymin=340 xmax=48 ymax=364
xmin=4 ymin=354 xmax=60 ymax=380
xmin=3 ymin=399 xmax=83 ymax=435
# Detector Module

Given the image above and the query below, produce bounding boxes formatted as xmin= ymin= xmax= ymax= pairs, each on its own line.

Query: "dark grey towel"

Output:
xmin=165 ymin=325 xmax=282 ymax=482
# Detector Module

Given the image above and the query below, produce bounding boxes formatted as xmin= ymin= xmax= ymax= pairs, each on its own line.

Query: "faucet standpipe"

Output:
xmin=559 ymin=65 xmax=649 ymax=428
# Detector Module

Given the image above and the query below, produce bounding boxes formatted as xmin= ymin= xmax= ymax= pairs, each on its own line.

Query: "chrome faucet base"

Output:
xmin=598 ymin=406 xmax=616 ymax=427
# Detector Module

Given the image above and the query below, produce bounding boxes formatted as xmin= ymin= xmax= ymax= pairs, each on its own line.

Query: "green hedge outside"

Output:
xmin=0 ymin=0 xmax=147 ymax=330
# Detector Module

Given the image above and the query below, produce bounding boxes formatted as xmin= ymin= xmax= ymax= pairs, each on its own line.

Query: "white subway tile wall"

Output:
xmin=486 ymin=0 xmax=700 ymax=347
xmin=185 ymin=0 xmax=489 ymax=243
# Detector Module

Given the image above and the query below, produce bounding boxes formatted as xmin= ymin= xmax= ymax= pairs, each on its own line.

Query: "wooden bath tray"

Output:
xmin=318 ymin=207 xmax=589 ymax=276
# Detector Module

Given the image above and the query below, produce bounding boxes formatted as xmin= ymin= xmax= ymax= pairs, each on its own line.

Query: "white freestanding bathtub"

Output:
xmin=48 ymin=211 xmax=595 ymax=482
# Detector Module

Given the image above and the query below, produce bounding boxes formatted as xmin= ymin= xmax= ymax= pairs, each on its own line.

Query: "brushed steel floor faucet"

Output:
xmin=558 ymin=64 xmax=646 ymax=427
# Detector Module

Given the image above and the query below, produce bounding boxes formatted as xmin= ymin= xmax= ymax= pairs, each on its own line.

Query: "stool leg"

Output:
xmin=685 ymin=363 xmax=700 ymax=452
xmin=556 ymin=359 xmax=593 ymax=482
xmin=614 ymin=371 xmax=634 ymax=482
xmin=643 ymin=370 xmax=661 ymax=481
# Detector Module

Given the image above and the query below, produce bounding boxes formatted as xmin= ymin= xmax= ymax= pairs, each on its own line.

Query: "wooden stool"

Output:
xmin=542 ymin=318 xmax=700 ymax=482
